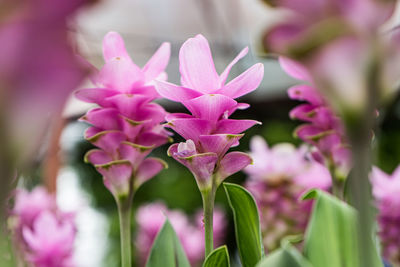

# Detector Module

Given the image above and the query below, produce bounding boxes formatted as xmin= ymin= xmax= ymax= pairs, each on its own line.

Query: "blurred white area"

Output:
xmin=58 ymin=123 xmax=109 ymax=267
xmin=64 ymin=0 xmax=294 ymax=118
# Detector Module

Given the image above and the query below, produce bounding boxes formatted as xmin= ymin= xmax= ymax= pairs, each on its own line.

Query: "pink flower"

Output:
xmin=136 ymin=202 xmax=226 ymax=266
xmin=155 ymin=34 xmax=264 ymax=188
xmin=244 ymin=136 xmax=331 ymax=250
xmin=22 ymin=211 xmax=76 ymax=267
xmin=280 ymin=57 xmax=351 ymax=178
xmin=75 ymin=32 xmax=171 ymax=197
xmin=371 ymin=166 xmax=400 ymax=264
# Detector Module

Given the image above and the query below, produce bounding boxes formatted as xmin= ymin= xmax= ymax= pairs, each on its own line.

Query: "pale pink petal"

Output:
xmin=74 ymin=88 xmax=118 ymax=107
xmin=179 ymin=34 xmax=219 ymax=93
xmin=287 ymin=85 xmax=324 ymax=105
xmin=84 ymin=149 xmax=113 ymax=165
xmin=135 ymin=158 xmax=167 ymax=186
xmin=166 ymin=118 xmax=212 ymax=143
xmin=143 ymin=42 xmax=171 ymax=83
xmin=215 ymin=119 xmax=261 ymax=134
xmin=102 ymin=31 xmax=131 ymax=62
xmin=105 ymin=94 xmax=152 ymax=118
xmin=219 ymin=47 xmax=249 ymax=86
xmin=96 ymin=160 xmax=133 ymax=196
xmin=118 ymin=142 xmax=151 ymax=168
xmin=80 ymin=108 xmax=122 ymax=131
xmin=279 ymin=57 xmax=312 ymax=81
xmin=198 ymin=134 xmax=244 ymax=157
xmin=154 ymin=80 xmax=202 ymax=102
xmin=183 ymin=94 xmax=237 ymax=122
xmin=218 ymin=152 xmax=252 ymax=180
xmin=86 ymin=130 xmax=125 ymax=154
xmin=217 ymin=63 xmax=264 ymax=99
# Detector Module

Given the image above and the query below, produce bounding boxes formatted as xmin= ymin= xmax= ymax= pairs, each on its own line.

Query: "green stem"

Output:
xmin=201 ymin=186 xmax=216 ymax=257
xmin=117 ymin=196 xmax=133 ymax=267
xmin=328 ymin=162 xmax=344 ymax=200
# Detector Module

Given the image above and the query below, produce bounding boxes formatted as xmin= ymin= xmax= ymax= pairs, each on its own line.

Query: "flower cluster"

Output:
xmin=76 ymin=32 xmax=171 ymax=198
xmin=135 ymin=202 xmax=226 ymax=266
xmin=10 ymin=187 xmax=76 ymax=267
xmin=280 ymin=57 xmax=351 ymax=179
xmin=155 ymin=34 xmax=264 ymax=189
xmin=244 ymin=136 xmax=331 ymax=251
xmin=371 ymin=166 xmax=400 ymax=265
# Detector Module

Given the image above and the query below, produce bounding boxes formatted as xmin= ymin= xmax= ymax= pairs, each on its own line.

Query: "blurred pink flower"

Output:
xmin=155 ymin=34 xmax=263 ymax=189
xmin=280 ymin=57 xmax=351 ymax=178
xmin=136 ymin=202 xmax=226 ymax=266
xmin=244 ymin=136 xmax=331 ymax=251
xmin=76 ymin=32 xmax=171 ymax=198
xmin=371 ymin=166 xmax=400 ymax=264
xmin=10 ymin=186 xmax=76 ymax=267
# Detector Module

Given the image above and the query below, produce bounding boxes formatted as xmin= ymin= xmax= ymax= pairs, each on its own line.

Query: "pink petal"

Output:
xmin=96 ymin=160 xmax=133 ymax=197
xmin=97 ymin=58 xmax=144 ymax=92
xmin=215 ymin=119 xmax=261 ymax=134
xmin=118 ymin=142 xmax=153 ymax=168
xmin=165 ymin=113 xmax=193 ymax=121
xmin=264 ymin=22 xmax=304 ymax=54
xmin=105 ymin=94 xmax=152 ymax=118
xmin=183 ymin=94 xmax=237 ymax=122
xmin=135 ymin=102 xmax=167 ymax=124
xmin=129 ymin=85 xmax=160 ymax=99
xmin=166 ymin=118 xmax=212 ymax=143
xmin=135 ymin=158 xmax=167 ymax=186
xmin=86 ymin=130 xmax=126 ymax=154
xmin=102 ymin=31 xmax=131 ymax=62
xmin=85 ymin=149 xmax=113 ymax=165
xmin=217 ymin=63 xmax=264 ymax=99
xmin=219 ymin=47 xmax=249 ymax=87
xmin=154 ymin=80 xmax=202 ymax=102
xmin=74 ymin=88 xmax=118 ymax=106
xmin=179 ymin=34 xmax=220 ymax=93
xmin=287 ymin=85 xmax=324 ymax=105
xmin=120 ymin=116 xmax=148 ymax=140
xmin=198 ymin=134 xmax=244 ymax=157
xmin=143 ymin=42 xmax=171 ymax=83
xmin=218 ymin=152 xmax=252 ymax=180
xmin=84 ymin=127 xmax=102 ymax=139
xmin=168 ymin=143 xmax=218 ymax=187
xmin=279 ymin=57 xmax=312 ymax=81
xmin=289 ymin=104 xmax=316 ymax=121
xmin=136 ymin=132 xmax=169 ymax=147
xmin=80 ymin=108 xmax=122 ymax=131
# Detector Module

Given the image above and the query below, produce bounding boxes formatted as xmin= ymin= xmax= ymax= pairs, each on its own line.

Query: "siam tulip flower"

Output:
xmin=371 ymin=166 xmax=400 ymax=265
xmin=75 ymin=31 xmax=171 ymax=267
xmin=280 ymin=57 xmax=351 ymax=184
xmin=136 ymin=202 xmax=226 ymax=266
xmin=9 ymin=186 xmax=76 ymax=267
xmin=154 ymin=34 xmax=264 ymax=256
xmin=22 ymin=211 xmax=76 ymax=267
xmin=244 ymin=136 xmax=331 ymax=251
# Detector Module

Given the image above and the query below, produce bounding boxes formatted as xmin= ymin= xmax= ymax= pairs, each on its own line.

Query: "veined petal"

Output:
xmin=198 ymin=134 xmax=244 ymax=157
xmin=165 ymin=113 xmax=193 ymax=121
xmin=135 ymin=158 xmax=168 ymax=187
xmin=219 ymin=47 xmax=249 ymax=87
xmin=154 ymin=80 xmax=202 ymax=102
xmin=217 ymin=152 xmax=252 ymax=181
xmin=95 ymin=160 xmax=132 ymax=197
xmin=215 ymin=119 xmax=261 ymax=134
xmin=179 ymin=34 xmax=220 ymax=93
xmin=168 ymin=143 xmax=218 ymax=188
xmin=86 ymin=130 xmax=126 ymax=154
xmin=183 ymin=94 xmax=237 ymax=122
xmin=166 ymin=118 xmax=212 ymax=143
xmin=97 ymin=58 xmax=144 ymax=92
xmin=84 ymin=149 xmax=113 ymax=165
xmin=74 ymin=88 xmax=118 ymax=107
xmin=218 ymin=63 xmax=264 ymax=99
xmin=80 ymin=108 xmax=122 ymax=131
xmin=143 ymin=42 xmax=171 ymax=83
xmin=102 ymin=31 xmax=131 ymax=62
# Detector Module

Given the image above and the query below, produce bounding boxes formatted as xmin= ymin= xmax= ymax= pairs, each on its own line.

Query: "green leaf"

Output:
xmin=145 ymin=219 xmax=190 ymax=267
xmin=203 ymin=246 xmax=230 ymax=267
xmin=256 ymin=240 xmax=312 ymax=267
xmin=302 ymin=189 xmax=382 ymax=267
xmin=223 ymin=183 xmax=264 ymax=267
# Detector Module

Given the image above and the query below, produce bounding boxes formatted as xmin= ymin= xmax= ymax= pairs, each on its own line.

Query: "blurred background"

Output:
xmin=27 ymin=0 xmax=400 ymax=266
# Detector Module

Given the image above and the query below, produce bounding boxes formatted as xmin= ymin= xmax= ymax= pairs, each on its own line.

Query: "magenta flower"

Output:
xmin=371 ymin=166 xmax=400 ymax=265
xmin=155 ymin=34 xmax=264 ymax=189
xmin=10 ymin=187 xmax=76 ymax=267
xmin=76 ymin=32 xmax=171 ymax=198
xmin=280 ymin=57 xmax=351 ymax=179
xmin=136 ymin=202 xmax=226 ymax=266
xmin=244 ymin=136 xmax=331 ymax=250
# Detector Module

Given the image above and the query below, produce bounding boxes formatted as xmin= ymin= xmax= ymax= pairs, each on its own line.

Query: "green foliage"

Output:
xmin=145 ymin=219 xmax=190 ymax=267
xmin=223 ymin=183 xmax=264 ymax=267
xmin=302 ymin=190 xmax=382 ymax=267
xmin=203 ymin=246 xmax=230 ymax=267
